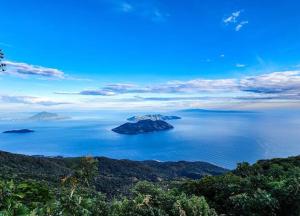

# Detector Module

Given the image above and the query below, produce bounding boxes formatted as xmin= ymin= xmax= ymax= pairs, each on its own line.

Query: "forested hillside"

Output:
xmin=1 ymin=151 xmax=300 ymax=215
xmin=178 ymin=156 xmax=300 ymax=215
xmin=0 ymin=151 xmax=227 ymax=197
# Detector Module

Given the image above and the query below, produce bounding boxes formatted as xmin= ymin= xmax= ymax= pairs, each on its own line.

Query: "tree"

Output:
xmin=110 ymin=181 xmax=217 ymax=216
xmin=229 ymin=189 xmax=278 ymax=216
xmin=58 ymin=157 xmax=101 ymax=215
xmin=0 ymin=49 xmax=5 ymax=72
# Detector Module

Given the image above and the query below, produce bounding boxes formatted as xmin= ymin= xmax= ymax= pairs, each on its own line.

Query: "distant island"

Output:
xmin=181 ymin=109 xmax=254 ymax=113
xmin=28 ymin=112 xmax=70 ymax=121
xmin=3 ymin=129 xmax=34 ymax=134
xmin=127 ymin=114 xmax=181 ymax=122
xmin=112 ymin=119 xmax=174 ymax=135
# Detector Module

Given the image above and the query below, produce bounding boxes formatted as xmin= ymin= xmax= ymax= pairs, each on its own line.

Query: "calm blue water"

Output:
xmin=0 ymin=110 xmax=300 ymax=169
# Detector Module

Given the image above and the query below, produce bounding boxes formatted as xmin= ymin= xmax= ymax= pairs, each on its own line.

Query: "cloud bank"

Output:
xmin=0 ymin=95 xmax=69 ymax=106
xmin=2 ymin=61 xmax=65 ymax=79
xmin=4 ymin=71 xmax=300 ymax=111
xmin=63 ymin=71 xmax=300 ymax=102
xmin=240 ymin=71 xmax=300 ymax=94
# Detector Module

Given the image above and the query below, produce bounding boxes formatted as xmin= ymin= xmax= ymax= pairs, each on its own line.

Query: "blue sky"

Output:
xmin=1 ymin=0 xmax=300 ymax=111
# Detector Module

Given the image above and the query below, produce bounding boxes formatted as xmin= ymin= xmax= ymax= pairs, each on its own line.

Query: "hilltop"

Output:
xmin=0 ymin=151 xmax=228 ymax=197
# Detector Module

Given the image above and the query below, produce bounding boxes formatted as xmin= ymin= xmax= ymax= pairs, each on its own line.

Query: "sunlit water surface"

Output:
xmin=0 ymin=110 xmax=299 ymax=169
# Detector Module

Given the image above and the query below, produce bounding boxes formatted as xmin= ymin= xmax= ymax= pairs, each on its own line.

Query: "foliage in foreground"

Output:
xmin=179 ymin=157 xmax=300 ymax=216
xmin=0 ymin=180 xmax=216 ymax=216
xmin=1 ymin=155 xmax=300 ymax=215
xmin=0 ymin=157 xmax=216 ymax=216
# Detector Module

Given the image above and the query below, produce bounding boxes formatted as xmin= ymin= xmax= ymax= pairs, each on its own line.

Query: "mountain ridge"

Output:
xmin=0 ymin=150 xmax=228 ymax=197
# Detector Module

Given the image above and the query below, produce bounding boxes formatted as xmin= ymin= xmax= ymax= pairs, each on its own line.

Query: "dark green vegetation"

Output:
xmin=0 ymin=151 xmax=227 ymax=198
xmin=112 ymin=119 xmax=174 ymax=134
xmin=0 ymin=49 xmax=6 ymax=72
xmin=3 ymin=129 xmax=34 ymax=134
xmin=179 ymin=157 xmax=300 ymax=216
xmin=0 ymin=151 xmax=223 ymax=215
xmin=1 ymin=151 xmax=300 ymax=215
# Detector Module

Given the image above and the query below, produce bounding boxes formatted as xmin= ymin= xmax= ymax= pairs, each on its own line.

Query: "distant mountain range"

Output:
xmin=112 ymin=119 xmax=174 ymax=135
xmin=28 ymin=112 xmax=70 ymax=121
xmin=127 ymin=114 xmax=181 ymax=122
xmin=180 ymin=109 xmax=254 ymax=113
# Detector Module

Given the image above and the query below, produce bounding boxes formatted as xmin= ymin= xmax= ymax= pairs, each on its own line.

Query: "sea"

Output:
xmin=0 ymin=109 xmax=299 ymax=169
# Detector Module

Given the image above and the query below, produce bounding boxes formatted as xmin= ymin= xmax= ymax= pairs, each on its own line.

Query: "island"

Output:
xmin=127 ymin=114 xmax=181 ymax=122
xmin=3 ymin=129 xmax=34 ymax=134
xmin=180 ymin=109 xmax=254 ymax=114
xmin=112 ymin=119 xmax=174 ymax=135
xmin=28 ymin=111 xmax=70 ymax=121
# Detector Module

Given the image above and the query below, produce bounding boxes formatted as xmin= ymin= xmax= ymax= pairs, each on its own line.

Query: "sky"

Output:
xmin=0 ymin=0 xmax=300 ymax=111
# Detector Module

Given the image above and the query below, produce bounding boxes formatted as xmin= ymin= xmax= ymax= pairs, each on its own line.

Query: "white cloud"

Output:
xmin=0 ymin=95 xmax=70 ymax=106
xmin=236 ymin=63 xmax=246 ymax=68
xmin=223 ymin=11 xmax=241 ymax=24
xmin=235 ymin=21 xmax=249 ymax=31
xmin=2 ymin=61 xmax=65 ymax=79
xmin=120 ymin=2 xmax=133 ymax=12
xmin=114 ymin=1 xmax=169 ymax=22
xmin=16 ymin=70 xmax=300 ymax=111
xmin=224 ymin=10 xmax=248 ymax=31
xmin=239 ymin=71 xmax=300 ymax=94
xmin=67 ymin=79 xmax=238 ymax=96
xmin=80 ymin=90 xmax=117 ymax=96
xmin=151 ymin=9 xmax=170 ymax=22
xmin=64 ymin=71 xmax=300 ymax=103
xmin=162 ymin=79 xmax=238 ymax=93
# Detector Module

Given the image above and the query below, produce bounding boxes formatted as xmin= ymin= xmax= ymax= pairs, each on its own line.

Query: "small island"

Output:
xmin=28 ymin=112 xmax=70 ymax=121
xmin=3 ymin=129 xmax=35 ymax=134
xmin=112 ymin=119 xmax=174 ymax=135
xmin=127 ymin=114 xmax=181 ymax=122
